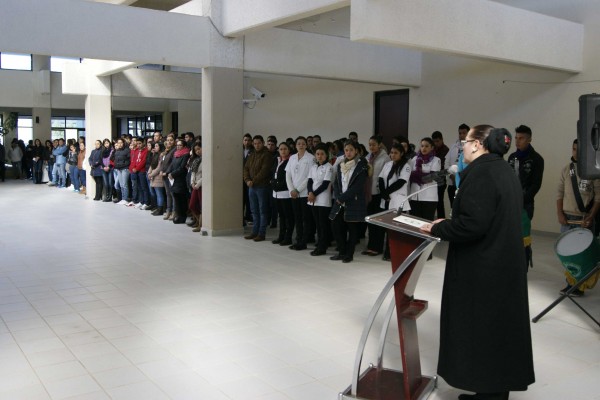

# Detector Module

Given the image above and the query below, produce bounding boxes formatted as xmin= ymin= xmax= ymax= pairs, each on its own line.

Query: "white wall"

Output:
xmin=242 ymin=75 xmax=401 ymax=143
xmin=408 ymin=53 xmax=598 ymax=234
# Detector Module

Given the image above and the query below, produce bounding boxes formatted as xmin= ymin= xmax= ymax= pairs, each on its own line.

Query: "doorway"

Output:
xmin=374 ymin=89 xmax=409 ymax=149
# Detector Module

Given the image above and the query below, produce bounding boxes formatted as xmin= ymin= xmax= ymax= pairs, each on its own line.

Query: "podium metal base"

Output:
xmin=339 ymin=366 xmax=437 ymax=400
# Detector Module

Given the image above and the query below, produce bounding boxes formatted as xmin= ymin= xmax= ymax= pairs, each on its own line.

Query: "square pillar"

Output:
xmin=202 ymin=67 xmax=244 ymax=236
xmin=84 ymin=94 xmax=111 ymax=199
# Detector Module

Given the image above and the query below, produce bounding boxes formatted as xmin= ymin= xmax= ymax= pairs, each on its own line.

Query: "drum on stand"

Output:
xmin=555 ymin=228 xmax=600 ymax=281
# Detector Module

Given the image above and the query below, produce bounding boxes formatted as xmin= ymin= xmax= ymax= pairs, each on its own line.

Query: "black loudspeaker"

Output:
xmin=577 ymin=94 xmax=600 ymax=179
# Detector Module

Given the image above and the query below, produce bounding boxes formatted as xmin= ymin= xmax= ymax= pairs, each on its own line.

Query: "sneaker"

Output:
xmin=74 ymin=189 xmax=79 ymax=193
xmin=141 ymin=204 xmax=151 ymax=210
xmin=126 ymin=201 xmax=135 ymax=207
xmin=117 ymin=200 xmax=127 ymax=205
xmin=47 ymin=182 xmax=55 ymax=186
xmin=134 ymin=203 xmax=143 ymax=209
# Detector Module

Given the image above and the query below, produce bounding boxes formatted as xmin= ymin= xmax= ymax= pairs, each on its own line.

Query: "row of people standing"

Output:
xmin=244 ymin=133 xmax=444 ymax=263
xmin=44 ymin=132 xmax=203 ymax=232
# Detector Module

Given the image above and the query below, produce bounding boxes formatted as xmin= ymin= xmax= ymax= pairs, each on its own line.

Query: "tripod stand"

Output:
xmin=532 ymin=263 xmax=600 ymax=328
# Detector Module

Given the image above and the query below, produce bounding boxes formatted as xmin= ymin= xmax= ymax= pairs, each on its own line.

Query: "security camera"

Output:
xmin=250 ymin=87 xmax=266 ymax=99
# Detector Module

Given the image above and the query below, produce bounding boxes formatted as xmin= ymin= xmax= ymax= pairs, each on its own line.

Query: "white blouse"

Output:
xmin=286 ymin=152 xmax=315 ymax=197
xmin=408 ymin=155 xmax=441 ymax=202
xmin=307 ymin=163 xmax=333 ymax=207
xmin=379 ymin=160 xmax=412 ymax=211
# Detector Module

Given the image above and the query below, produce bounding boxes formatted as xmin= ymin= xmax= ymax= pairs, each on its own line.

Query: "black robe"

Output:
xmin=431 ymin=153 xmax=535 ymax=393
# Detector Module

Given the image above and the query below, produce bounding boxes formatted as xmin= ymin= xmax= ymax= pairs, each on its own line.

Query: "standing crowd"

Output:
xmin=243 ymin=129 xmax=457 ymax=263
xmin=5 ymin=131 xmax=204 ymax=233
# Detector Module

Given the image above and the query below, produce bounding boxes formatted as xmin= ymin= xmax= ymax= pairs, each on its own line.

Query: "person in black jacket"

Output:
xmin=88 ymin=140 xmax=104 ymax=201
xmin=168 ymin=139 xmax=191 ymax=224
xmin=112 ymin=138 xmax=131 ymax=204
xmin=329 ymin=140 xmax=369 ymax=263
xmin=271 ymin=142 xmax=294 ymax=245
xmin=421 ymin=126 xmax=535 ymax=400
xmin=507 ymin=124 xmax=544 ymax=268
xmin=507 ymin=125 xmax=544 ymax=219
xmin=31 ymin=139 xmax=44 ymax=184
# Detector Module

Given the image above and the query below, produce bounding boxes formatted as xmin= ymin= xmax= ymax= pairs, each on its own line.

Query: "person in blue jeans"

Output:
xmin=243 ymin=135 xmax=273 ymax=242
xmin=51 ymin=138 xmax=67 ymax=187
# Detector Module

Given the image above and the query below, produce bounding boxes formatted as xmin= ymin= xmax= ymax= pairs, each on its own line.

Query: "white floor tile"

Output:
xmin=1 ymin=181 xmax=598 ymax=399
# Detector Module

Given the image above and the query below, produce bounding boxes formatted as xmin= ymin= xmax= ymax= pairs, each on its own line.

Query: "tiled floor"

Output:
xmin=0 ymin=179 xmax=598 ymax=400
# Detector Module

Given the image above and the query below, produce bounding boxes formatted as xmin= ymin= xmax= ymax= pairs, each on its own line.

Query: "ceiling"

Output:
xmin=276 ymin=1 xmax=600 ymax=38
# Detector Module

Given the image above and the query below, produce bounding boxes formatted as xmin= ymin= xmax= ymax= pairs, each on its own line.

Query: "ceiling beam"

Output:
xmin=351 ymin=0 xmax=583 ymax=72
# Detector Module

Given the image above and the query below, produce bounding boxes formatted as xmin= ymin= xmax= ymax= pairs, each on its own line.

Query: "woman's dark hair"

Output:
xmin=343 ymin=140 xmax=359 ymax=151
xmin=313 ymin=143 xmax=329 ymax=163
xmin=369 ymin=135 xmax=383 ymax=144
xmin=484 ymin=128 xmax=512 ymax=156
xmin=278 ymin=141 xmax=291 ymax=152
xmin=390 ymin=143 xmax=408 ymax=176
xmin=295 ymin=136 xmax=307 ymax=145
xmin=420 ymin=137 xmax=434 ymax=147
xmin=468 ymin=124 xmax=511 ymax=156
xmin=45 ymin=140 xmax=52 ymax=148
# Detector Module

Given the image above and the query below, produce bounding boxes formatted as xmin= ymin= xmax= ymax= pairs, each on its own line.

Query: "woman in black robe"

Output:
xmin=421 ymin=126 xmax=535 ymax=400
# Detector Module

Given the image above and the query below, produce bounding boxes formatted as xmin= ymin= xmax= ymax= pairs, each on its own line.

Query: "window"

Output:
xmin=50 ymin=56 xmax=82 ymax=73
xmin=125 ymin=115 xmax=162 ymax=137
xmin=51 ymin=117 xmax=85 ymax=140
xmin=17 ymin=116 xmax=33 ymax=144
xmin=0 ymin=53 xmax=32 ymax=71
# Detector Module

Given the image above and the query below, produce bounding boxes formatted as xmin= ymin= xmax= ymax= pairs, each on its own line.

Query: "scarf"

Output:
xmin=340 ymin=158 xmax=356 ymax=178
xmin=174 ymin=148 xmax=189 ymax=158
xmin=190 ymin=156 xmax=202 ymax=173
xmin=410 ymin=151 xmax=435 ymax=185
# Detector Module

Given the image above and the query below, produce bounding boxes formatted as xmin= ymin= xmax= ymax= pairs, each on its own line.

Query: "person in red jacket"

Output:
xmin=128 ymin=137 xmax=149 ymax=208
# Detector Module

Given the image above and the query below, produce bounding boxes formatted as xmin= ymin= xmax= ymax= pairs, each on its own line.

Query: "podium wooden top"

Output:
xmin=365 ymin=209 xmax=441 ymax=242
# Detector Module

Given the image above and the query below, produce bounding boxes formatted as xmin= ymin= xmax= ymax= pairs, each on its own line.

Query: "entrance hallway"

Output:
xmin=0 ymin=181 xmax=598 ymax=400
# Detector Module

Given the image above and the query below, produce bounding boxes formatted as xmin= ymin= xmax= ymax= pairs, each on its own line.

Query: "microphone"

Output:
xmin=396 ymin=170 xmax=448 ymax=216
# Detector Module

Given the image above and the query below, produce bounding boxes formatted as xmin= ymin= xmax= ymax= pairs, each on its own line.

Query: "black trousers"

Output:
xmin=409 ymin=200 xmax=437 ymax=221
xmin=173 ymin=191 xmax=189 ymax=222
xmin=93 ymin=176 xmax=104 ymax=200
xmin=291 ymin=197 xmax=315 ymax=246
xmin=331 ymin=208 xmax=359 ymax=259
xmin=311 ymin=205 xmax=332 ymax=252
xmin=276 ymin=198 xmax=294 ymax=242
xmin=436 ymin=183 xmax=447 ymax=219
xmin=366 ymin=195 xmax=385 ymax=253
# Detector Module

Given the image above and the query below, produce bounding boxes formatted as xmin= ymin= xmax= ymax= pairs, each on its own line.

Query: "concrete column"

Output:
xmin=162 ymin=111 xmax=173 ymax=135
xmin=32 ymin=55 xmax=51 ymax=141
xmin=84 ymin=94 xmax=111 ymax=199
xmin=201 ymin=67 xmax=244 ymax=236
xmin=32 ymin=107 xmax=51 ymax=141
xmin=177 ymin=100 xmax=202 ymax=135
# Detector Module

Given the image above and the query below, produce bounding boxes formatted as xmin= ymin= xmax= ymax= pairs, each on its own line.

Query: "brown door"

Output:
xmin=374 ymin=89 xmax=409 ymax=150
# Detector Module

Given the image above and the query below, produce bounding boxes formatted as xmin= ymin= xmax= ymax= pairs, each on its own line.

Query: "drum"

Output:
xmin=555 ymin=228 xmax=600 ymax=281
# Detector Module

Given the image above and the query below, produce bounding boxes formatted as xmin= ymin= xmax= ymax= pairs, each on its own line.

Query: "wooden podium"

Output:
xmin=340 ymin=210 xmax=440 ymax=400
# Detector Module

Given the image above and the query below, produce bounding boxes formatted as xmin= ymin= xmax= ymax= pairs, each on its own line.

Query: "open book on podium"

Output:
xmin=340 ymin=209 xmax=440 ymax=400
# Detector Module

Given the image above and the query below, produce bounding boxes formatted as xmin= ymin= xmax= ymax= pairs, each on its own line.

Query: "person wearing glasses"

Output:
xmin=421 ymin=126 xmax=535 ymax=400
